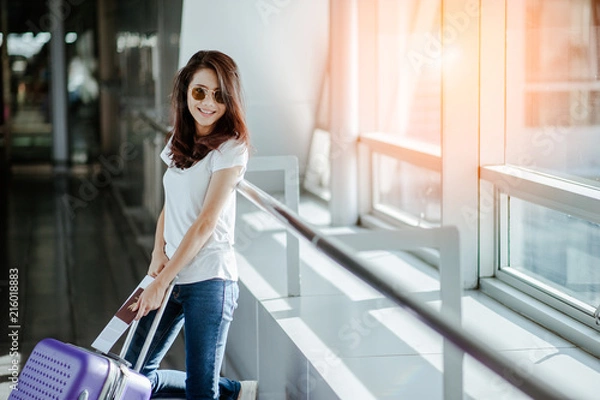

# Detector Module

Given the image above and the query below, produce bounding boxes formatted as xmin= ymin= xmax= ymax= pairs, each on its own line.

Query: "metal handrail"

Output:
xmin=236 ymin=179 xmax=570 ymax=400
xmin=135 ymin=110 xmax=171 ymax=136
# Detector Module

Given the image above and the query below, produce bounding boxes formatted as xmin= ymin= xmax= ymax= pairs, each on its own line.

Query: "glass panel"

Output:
xmin=376 ymin=0 xmax=441 ymax=146
xmin=506 ymin=0 xmax=600 ymax=186
xmin=373 ymin=153 xmax=441 ymax=225
xmin=507 ymin=197 xmax=600 ymax=307
xmin=8 ymin=32 xmax=53 ymax=162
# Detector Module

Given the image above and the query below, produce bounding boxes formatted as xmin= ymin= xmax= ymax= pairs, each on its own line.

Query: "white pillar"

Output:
xmin=98 ymin=0 xmax=118 ymax=155
xmin=1 ymin=0 xmax=11 ymax=164
xmin=50 ymin=0 xmax=69 ymax=168
xmin=329 ymin=0 xmax=359 ymax=226
xmin=441 ymin=0 xmax=480 ymax=288
xmin=155 ymin=0 xmax=165 ymax=117
xmin=479 ymin=0 xmax=507 ymax=277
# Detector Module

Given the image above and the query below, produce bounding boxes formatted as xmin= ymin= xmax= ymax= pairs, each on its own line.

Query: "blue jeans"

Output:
xmin=125 ymin=279 xmax=241 ymax=400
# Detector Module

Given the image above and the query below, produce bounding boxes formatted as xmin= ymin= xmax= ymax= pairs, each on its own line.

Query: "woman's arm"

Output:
xmin=132 ymin=165 xmax=244 ymax=320
xmin=147 ymin=207 xmax=168 ymax=278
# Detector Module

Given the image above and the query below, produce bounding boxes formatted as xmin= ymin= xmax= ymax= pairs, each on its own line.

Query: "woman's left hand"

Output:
xmin=130 ymin=279 xmax=169 ymax=321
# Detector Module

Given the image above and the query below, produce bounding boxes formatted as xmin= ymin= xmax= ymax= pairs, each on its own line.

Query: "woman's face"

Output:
xmin=187 ymin=68 xmax=227 ymax=136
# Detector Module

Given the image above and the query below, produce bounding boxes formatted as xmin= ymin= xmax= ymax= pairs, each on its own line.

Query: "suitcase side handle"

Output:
xmin=119 ymin=278 xmax=176 ymax=372
xmin=101 ymin=350 xmax=133 ymax=368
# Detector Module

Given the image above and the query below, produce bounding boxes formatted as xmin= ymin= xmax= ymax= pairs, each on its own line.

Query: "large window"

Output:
xmin=375 ymin=0 xmax=441 ymax=144
xmin=506 ymin=0 xmax=600 ymax=185
xmin=486 ymin=0 xmax=600 ymax=331
xmin=360 ymin=0 xmax=442 ymax=226
xmin=499 ymin=0 xmax=600 ymax=315
xmin=355 ymin=0 xmax=600 ymax=337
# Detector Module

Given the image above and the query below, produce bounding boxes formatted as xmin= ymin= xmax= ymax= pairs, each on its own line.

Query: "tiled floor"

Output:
xmin=3 ymin=170 xmax=147 ymax=346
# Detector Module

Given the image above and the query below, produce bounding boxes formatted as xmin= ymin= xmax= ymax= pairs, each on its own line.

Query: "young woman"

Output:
xmin=126 ymin=50 xmax=256 ymax=400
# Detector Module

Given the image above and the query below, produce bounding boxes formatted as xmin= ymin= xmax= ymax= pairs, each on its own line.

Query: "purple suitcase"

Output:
xmin=8 ymin=280 xmax=175 ymax=400
xmin=7 ymin=338 xmax=151 ymax=400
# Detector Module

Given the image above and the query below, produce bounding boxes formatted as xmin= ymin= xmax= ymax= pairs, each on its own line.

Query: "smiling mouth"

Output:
xmin=198 ymin=107 xmax=215 ymax=116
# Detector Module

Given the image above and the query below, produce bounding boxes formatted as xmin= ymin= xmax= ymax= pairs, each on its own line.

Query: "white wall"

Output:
xmin=179 ymin=0 xmax=330 ymax=178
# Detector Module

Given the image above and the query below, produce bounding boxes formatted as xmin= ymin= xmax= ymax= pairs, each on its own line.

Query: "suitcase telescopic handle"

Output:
xmin=119 ymin=279 xmax=176 ymax=372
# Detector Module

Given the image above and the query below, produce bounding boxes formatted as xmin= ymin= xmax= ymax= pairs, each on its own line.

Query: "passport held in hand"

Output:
xmin=91 ymin=275 xmax=155 ymax=354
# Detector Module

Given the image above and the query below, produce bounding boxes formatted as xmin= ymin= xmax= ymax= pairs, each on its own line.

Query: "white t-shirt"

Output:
xmin=160 ymin=138 xmax=248 ymax=284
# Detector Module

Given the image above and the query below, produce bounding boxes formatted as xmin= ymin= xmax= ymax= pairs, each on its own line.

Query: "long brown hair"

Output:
xmin=169 ymin=50 xmax=249 ymax=169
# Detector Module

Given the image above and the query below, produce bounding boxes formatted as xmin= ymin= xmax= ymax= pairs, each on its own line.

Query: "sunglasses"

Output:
xmin=190 ymin=86 xmax=225 ymax=104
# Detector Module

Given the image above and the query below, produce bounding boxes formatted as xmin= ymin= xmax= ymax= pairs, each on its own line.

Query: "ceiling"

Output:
xmin=7 ymin=0 xmax=48 ymax=33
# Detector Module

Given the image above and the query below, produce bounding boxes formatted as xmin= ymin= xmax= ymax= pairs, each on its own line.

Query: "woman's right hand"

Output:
xmin=148 ymin=250 xmax=169 ymax=278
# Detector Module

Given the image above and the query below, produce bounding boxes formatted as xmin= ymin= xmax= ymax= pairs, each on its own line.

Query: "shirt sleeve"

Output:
xmin=160 ymin=137 xmax=172 ymax=166
xmin=211 ymin=140 xmax=249 ymax=175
